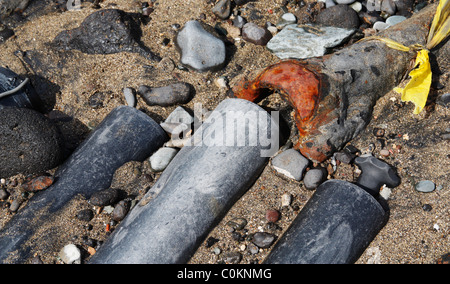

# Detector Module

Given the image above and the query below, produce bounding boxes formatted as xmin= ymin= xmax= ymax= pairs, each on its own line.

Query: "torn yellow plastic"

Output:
xmin=355 ymin=1 xmax=448 ymax=114
xmin=360 ymin=36 xmax=411 ymax=52
xmin=427 ymin=0 xmax=450 ymax=49
xmin=394 ymin=49 xmax=432 ymax=114
xmin=393 ymin=0 xmax=449 ymax=114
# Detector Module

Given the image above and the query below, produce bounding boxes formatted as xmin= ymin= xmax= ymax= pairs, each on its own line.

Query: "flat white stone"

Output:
xmin=267 ymin=24 xmax=355 ymax=60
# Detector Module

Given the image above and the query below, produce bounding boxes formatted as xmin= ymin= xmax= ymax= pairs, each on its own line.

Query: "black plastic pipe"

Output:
xmin=0 ymin=106 xmax=168 ymax=263
xmin=264 ymin=155 xmax=400 ymax=264
xmin=0 ymin=67 xmax=43 ymax=111
xmin=90 ymin=98 xmax=280 ymax=264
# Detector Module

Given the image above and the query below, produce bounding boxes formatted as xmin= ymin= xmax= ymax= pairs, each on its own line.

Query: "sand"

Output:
xmin=0 ymin=0 xmax=448 ymax=264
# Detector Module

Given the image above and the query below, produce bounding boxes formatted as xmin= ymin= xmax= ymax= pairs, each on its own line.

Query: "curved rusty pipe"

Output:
xmin=232 ymin=59 xmax=337 ymax=162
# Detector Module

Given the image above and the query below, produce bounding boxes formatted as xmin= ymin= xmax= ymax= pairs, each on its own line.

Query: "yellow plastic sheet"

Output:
xmin=427 ymin=0 xmax=450 ymax=49
xmin=393 ymin=0 xmax=449 ymax=114
xmin=393 ymin=49 xmax=432 ymax=114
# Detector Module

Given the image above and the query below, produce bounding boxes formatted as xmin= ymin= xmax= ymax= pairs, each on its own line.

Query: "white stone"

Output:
xmin=334 ymin=0 xmax=356 ymax=4
xmin=349 ymin=1 xmax=362 ymax=12
xmin=379 ymin=185 xmax=392 ymax=200
xmin=373 ymin=21 xmax=389 ymax=31
xmin=149 ymin=147 xmax=179 ymax=172
xmin=385 ymin=15 xmax=406 ymax=27
xmin=59 ymin=244 xmax=81 ymax=264
xmin=214 ymin=76 xmax=229 ymax=89
xmin=281 ymin=193 xmax=292 ymax=207
xmin=276 ymin=13 xmax=297 ymax=29
xmin=123 ymin=87 xmax=136 ymax=107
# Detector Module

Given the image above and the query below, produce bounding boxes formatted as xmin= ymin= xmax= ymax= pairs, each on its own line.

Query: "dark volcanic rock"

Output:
xmin=53 ymin=9 xmax=161 ymax=61
xmin=0 ymin=107 xmax=64 ymax=178
xmin=89 ymin=188 xmax=119 ymax=207
xmin=315 ymin=5 xmax=360 ymax=30
xmin=138 ymin=82 xmax=193 ymax=107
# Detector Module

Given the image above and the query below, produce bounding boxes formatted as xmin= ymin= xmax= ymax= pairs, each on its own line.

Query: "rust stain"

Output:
xmin=232 ymin=59 xmax=338 ymax=162
xmin=22 ymin=176 xmax=54 ymax=192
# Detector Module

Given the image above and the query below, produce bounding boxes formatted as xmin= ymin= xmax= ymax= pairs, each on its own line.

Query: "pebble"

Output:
xmin=381 ymin=0 xmax=396 ymax=16
xmin=276 ymin=13 xmax=297 ymax=29
xmin=334 ymin=150 xmax=355 ymax=164
xmin=303 ymin=167 xmax=327 ymax=190
xmin=267 ymin=24 xmax=355 ymax=60
xmin=248 ymin=243 xmax=259 ymax=254
xmin=373 ymin=127 xmax=385 ymax=137
xmin=103 ymin=205 xmax=114 ymax=214
xmin=123 ymin=87 xmax=136 ymax=107
xmin=315 ymin=4 xmax=360 ymax=30
xmin=175 ymin=20 xmax=226 ymax=72
xmin=0 ymin=188 xmax=8 ymax=200
xmin=379 ymin=149 xmax=390 ymax=157
xmin=334 ymin=0 xmax=356 ymax=4
xmin=232 ymin=15 xmax=247 ymax=28
xmin=385 ymin=15 xmax=406 ymax=27
xmin=22 ymin=176 xmax=54 ymax=192
xmin=112 ymin=200 xmax=129 ymax=221
xmin=89 ymin=188 xmax=119 ymax=207
xmin=437 ymin=93 xmax=450 ymax=107
xmin=138 ymin=82 xmax=193 ymax=107
xmin=149 ymin=147 xmax=179 ymax=172
xmin=271 ymin=148 xmax=309 ymax=181
xmin=9 ymin=199 xmax=21 ymax=212
xmin=157 ymin=57 xmax=175 ymax=73
xmin=281 ymin=193 xmax=292 ymax=207
xmin=366 ymin=0 xmax=382 ymax=12
xmin=212 ymin=0 xmax=231 ymax=20
xmin=213 ymin=247 xmax=221 ymax=255
xmin=265 ymin=209 xmax=280 ymax=222
xmin=76 ymin=209 xmax=94 ymax=222
xmin=214 ymin=76 xmax=229 ymax=89
xmin=373 ymin=21 xmax=390 ymax=31
xmin=415 ymin=180 xmax=436 ymax=193
xmin=88 ymin=92 xmax=105 ymax=109
xmin=0 ymin=108 xmax=64 ymax=178
xmin=205 ymin=236 xmax=219 ymax=248
xmin=226 ymin=217 xmax=247 ymax=231
xmin=222 ymin=251 xmax=242 ymax=264
xmin=379 ymin=185 xmax=392 ymax=200
xmin=241 ymin=22 xmax=273 ymax=46
xmin=349 ymin=1 xmax=362 ymax=12
xmin=59 ymin=244 xmax=81 ymax=264
xmin=422 ymin=204 xmax=432 ymax=212
xmin=251 ymin=232 xmax=276 ymax=248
